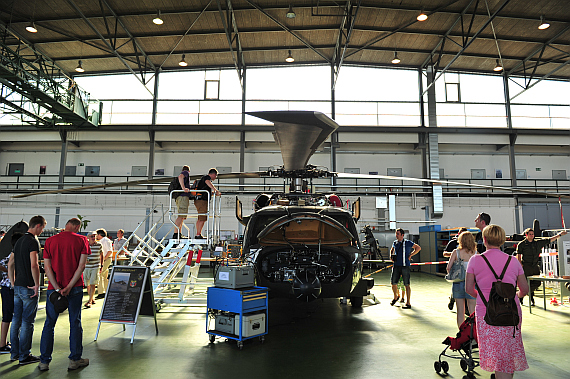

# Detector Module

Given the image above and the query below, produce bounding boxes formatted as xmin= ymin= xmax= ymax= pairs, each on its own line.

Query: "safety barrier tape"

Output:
xmin=364 ymin=260 xmax=448 ymax=266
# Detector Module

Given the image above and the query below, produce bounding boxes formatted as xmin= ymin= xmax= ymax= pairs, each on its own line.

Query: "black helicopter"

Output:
xmin=234 ymin=111 xmax=372 ymax=307
xmin=9 ymin=111 xmax=569 ymax=306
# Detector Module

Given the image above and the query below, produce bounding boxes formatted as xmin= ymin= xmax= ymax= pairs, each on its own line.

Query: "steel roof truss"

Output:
xmin=244 ymin=0 xmax=330 ymax=63
xmin=216 ymin=0 xmax=245 ymax=89
xmin=332 ymin=0 xmax=361 ymax=89
xmin=422 ymin=0 xmax=511 ymax=96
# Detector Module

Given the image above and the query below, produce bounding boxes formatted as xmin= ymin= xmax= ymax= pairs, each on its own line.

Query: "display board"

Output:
xmin=95 ymin=266 xmax=158 ymax=343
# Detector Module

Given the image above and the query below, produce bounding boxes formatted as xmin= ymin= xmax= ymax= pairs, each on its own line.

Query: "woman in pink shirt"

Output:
xmin=465 ymin=225 xmax=529 ymax=379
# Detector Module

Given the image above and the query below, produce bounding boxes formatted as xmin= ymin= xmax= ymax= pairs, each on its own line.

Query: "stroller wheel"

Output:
xmin=441 ymin=361 xmax=449 ymax=373
xmin=491 ymin=375 xmax=496 ymax=379
xmin=460 ymin=359 xmax=468 ymax=371
xmin=434 ymin=361 xmax=441 ymax=373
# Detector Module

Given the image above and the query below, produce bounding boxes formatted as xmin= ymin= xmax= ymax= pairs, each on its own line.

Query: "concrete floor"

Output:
xmin=1 ymin=269 xmax=569 ymax=379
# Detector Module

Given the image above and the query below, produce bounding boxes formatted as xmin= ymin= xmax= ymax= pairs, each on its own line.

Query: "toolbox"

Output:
xmin=214 ymin=265 xmax=255 ymax=289
xmin=234 ymin=313 xmax=266 ymax=337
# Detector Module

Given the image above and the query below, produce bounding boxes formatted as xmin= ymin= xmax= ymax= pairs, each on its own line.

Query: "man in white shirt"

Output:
xmin=95 ymin=229 xmax=113 ymax=299
xmin=113 ymin=229 xmax=129 ymax=266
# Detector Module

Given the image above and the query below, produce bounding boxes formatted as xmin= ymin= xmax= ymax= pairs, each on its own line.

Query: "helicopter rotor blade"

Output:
xmin=335 ymin=173 xmax=570 ymax=199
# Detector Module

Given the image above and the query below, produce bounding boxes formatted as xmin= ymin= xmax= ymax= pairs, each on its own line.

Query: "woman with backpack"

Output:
xmin=446 ymin=231 xmax=477 ymax=328
xmin=465 ymin=224 xmax=529 ymax=379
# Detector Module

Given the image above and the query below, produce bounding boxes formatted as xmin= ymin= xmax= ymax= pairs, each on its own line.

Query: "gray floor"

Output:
xmin=1 ymin=269 xmax=569 ymax=379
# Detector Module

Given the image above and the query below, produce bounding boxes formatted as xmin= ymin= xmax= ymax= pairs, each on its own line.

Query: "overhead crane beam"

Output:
xmin=332 ymin=0 xmax=361 ymax=90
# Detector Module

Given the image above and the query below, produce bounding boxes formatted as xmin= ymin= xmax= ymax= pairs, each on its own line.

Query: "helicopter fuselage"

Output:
xmin=240 ymin=198 xmax=371 ymax=305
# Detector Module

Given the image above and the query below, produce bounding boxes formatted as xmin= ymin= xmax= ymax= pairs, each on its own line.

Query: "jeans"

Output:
xmin=40 ymin=286 xmax=84 ymax=363
xmin=10 ymin=286 xmax=39 ymax=361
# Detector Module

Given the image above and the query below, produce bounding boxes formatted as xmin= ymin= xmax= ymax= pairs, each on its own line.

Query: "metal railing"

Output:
xmin=1 ymin=174 xmax=568 ymax=197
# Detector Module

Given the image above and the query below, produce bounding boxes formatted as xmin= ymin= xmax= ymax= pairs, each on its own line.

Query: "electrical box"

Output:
xmin=215 ymin=266 xmax=255 ymax=289
xmin=214 ymin=314 xmax=235 ymax=334
xmin=235 ymin=313 xmax=266 ymax=337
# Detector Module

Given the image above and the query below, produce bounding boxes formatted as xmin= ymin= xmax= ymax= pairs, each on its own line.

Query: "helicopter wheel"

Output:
xmin=350 ymin=296 xmax=363 ymax=308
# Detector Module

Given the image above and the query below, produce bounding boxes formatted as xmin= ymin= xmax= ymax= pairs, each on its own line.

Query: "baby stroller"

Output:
xmin=434 ymin=313 xmax=479 ymax=379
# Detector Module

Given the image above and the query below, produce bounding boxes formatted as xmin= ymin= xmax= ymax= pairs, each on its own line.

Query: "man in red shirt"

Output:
xmin=38 ymin=218 xmax=90 ymax=371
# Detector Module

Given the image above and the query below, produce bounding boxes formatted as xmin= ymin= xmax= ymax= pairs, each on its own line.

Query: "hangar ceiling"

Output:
xmin=1 ymin=0 xmax=570 ymax=83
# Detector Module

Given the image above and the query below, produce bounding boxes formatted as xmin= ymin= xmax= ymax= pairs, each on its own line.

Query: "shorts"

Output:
xmin=1 ymin=286 xmax=14 ymax=323
xmin=176 ymin=196 xmax=190 ymax=218
xmin=194 ymin=199 xmax=209 ymax=221
xmin=452 ymin=281 xmax=475 ymax=299
xmin=83 ymin=267 xmax=99 ymax=286
xmin=391 ymin=266 xmax=410 ymax=286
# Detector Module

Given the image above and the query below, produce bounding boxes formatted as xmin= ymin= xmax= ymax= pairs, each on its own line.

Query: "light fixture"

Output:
xmin=178 ymin=54 xmax=188 ymax=67
xmin=26 ymin=22 xmax=38 ymax=33
xmin=417 ymin=10 xmax=428 ymax=22
xmin=391 ymin=51 xmax=400 ymax=64
xmin=286 ymin=5 xmax=296 ymax=19
xmin=538 ymin=15 xmax=550 ymax=30
xmin=285 ymin=50 xmax=294 ymax=63
xmin=153 ymin=10 xmax=163 ymax=25
xmin=493 ymin=59 xmax=503 ymax=72
xmin=75 ymin=60 xmax=85 ymax=73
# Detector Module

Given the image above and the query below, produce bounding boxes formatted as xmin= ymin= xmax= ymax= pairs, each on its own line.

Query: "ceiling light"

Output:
xmin=417 ymin=10 xmax=428 ymax=22
xmin=178 ymin=54 xmax=188 ymax=67
xmin=391 ymin=51 xmax=400 ymax=64
xmin=493 ymin=59 xmax=503 ymax=72
xmin=75 ymin=60 xmax=85 ymax=73
xmin=538 ymin=15 xmax=550 ymax=30
xmin=26 ymin=22 xmax=38 ymax=33
xmin=286 ymin=50 xmax=294 ymax=63
xmin=153 ymin=10 xmax=163 ymax=25
xmin=286 ymin=5 xmax=296 ymax=19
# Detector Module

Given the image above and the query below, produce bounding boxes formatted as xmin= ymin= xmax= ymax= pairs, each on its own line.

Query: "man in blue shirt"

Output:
xmin=390 ymin=228 xmax=421 ymax=309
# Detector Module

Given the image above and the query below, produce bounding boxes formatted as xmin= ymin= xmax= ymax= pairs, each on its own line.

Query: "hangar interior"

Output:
xmin=0 ymin=1 xmax=569 ymax=378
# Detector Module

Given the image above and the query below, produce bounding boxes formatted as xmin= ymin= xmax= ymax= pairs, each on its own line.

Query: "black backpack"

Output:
xmin=167 ymin=176 xmax=182 ymax=199
xmin=475 ymin=255 xmax=520 ymax=329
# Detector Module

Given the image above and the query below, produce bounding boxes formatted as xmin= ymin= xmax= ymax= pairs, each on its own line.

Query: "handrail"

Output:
xmin=168 ymin=189 xmax=212 ymax=239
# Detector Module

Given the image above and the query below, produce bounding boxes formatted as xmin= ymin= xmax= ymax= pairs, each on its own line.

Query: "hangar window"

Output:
xmin=205 ymin=80 xmax=220 ymax=100
xmin=445 ymin=82 xmax=460 ymax=102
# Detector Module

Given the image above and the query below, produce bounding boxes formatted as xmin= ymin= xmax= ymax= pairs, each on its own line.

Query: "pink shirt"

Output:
xmin=467 ymin=248 xmax=524 ymax=317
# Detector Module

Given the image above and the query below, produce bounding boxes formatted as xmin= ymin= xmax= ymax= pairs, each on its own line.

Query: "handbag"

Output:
xmin=445 ymin=250 xmax=466 ymax=282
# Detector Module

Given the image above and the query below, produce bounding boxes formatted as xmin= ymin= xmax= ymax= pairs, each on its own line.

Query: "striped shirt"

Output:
xmin=85 ymin=242 xmax=102 ymax=269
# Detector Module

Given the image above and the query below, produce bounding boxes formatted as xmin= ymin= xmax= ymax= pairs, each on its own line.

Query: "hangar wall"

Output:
xmin=1 ymin=148 xmax=567 ymax=180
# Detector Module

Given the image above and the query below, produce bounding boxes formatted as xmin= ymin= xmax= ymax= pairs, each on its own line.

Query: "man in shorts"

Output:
xmin=194 ymin=168 xmax=221 ymax=239
xmin=83 ymin=232 xmax=101 ymax=308
xmin=390 ymin=228 xmax=421 ymax=309
xmin=174 ymin=165 xmax=191 ymax=239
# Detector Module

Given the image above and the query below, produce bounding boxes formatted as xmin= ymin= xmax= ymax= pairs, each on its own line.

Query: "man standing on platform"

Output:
xmin=96 ymin=229 xmax=113 ymax=299
xmin=38 ymin=218 xmax=89 ymax=371
xmin=8 ymin=215 xmax=46 ymax=365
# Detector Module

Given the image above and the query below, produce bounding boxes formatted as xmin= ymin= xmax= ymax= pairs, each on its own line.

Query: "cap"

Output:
xmin=49 ymin=291 xmax=69 ymax=313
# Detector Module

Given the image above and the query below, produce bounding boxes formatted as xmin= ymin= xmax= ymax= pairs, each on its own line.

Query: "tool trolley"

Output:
xmin=206 ymin=286 xmax=268 ymax=349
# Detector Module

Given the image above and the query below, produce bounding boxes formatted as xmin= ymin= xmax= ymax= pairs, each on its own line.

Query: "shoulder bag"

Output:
xmin=445 ymin=249 xmax=466 ymax=283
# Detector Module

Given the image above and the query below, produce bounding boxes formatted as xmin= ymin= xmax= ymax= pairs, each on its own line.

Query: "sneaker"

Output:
xmin=195 ymin=235 xmax=206 ymax=239
xmin=19 ymin=354 xmax=41 ymax=366
xmin=38 ymin=362 xmax=50 ymax=371
xmin=96 ymin=293 xmax=106 ymax=299
xmin=0 ymin=343 xmax=11 ymax=354
xmin=68 ymin=358 xmax=89 ymax=370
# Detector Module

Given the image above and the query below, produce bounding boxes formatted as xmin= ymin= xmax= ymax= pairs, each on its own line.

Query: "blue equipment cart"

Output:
xmin=206 ymin=286 xmax=268 ymax=349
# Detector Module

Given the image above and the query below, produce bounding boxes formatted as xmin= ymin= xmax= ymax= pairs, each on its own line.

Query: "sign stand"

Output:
xmin=95 ymin=266 xmax=158 ymax=344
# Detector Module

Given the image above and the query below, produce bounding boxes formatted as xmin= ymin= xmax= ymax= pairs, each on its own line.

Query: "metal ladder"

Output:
xmin=114 ymin=196 xmax=222 ymax=306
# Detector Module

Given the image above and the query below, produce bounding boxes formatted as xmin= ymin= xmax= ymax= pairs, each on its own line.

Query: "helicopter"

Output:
xmin=9 ymin=111 xmax=569 ymax=306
